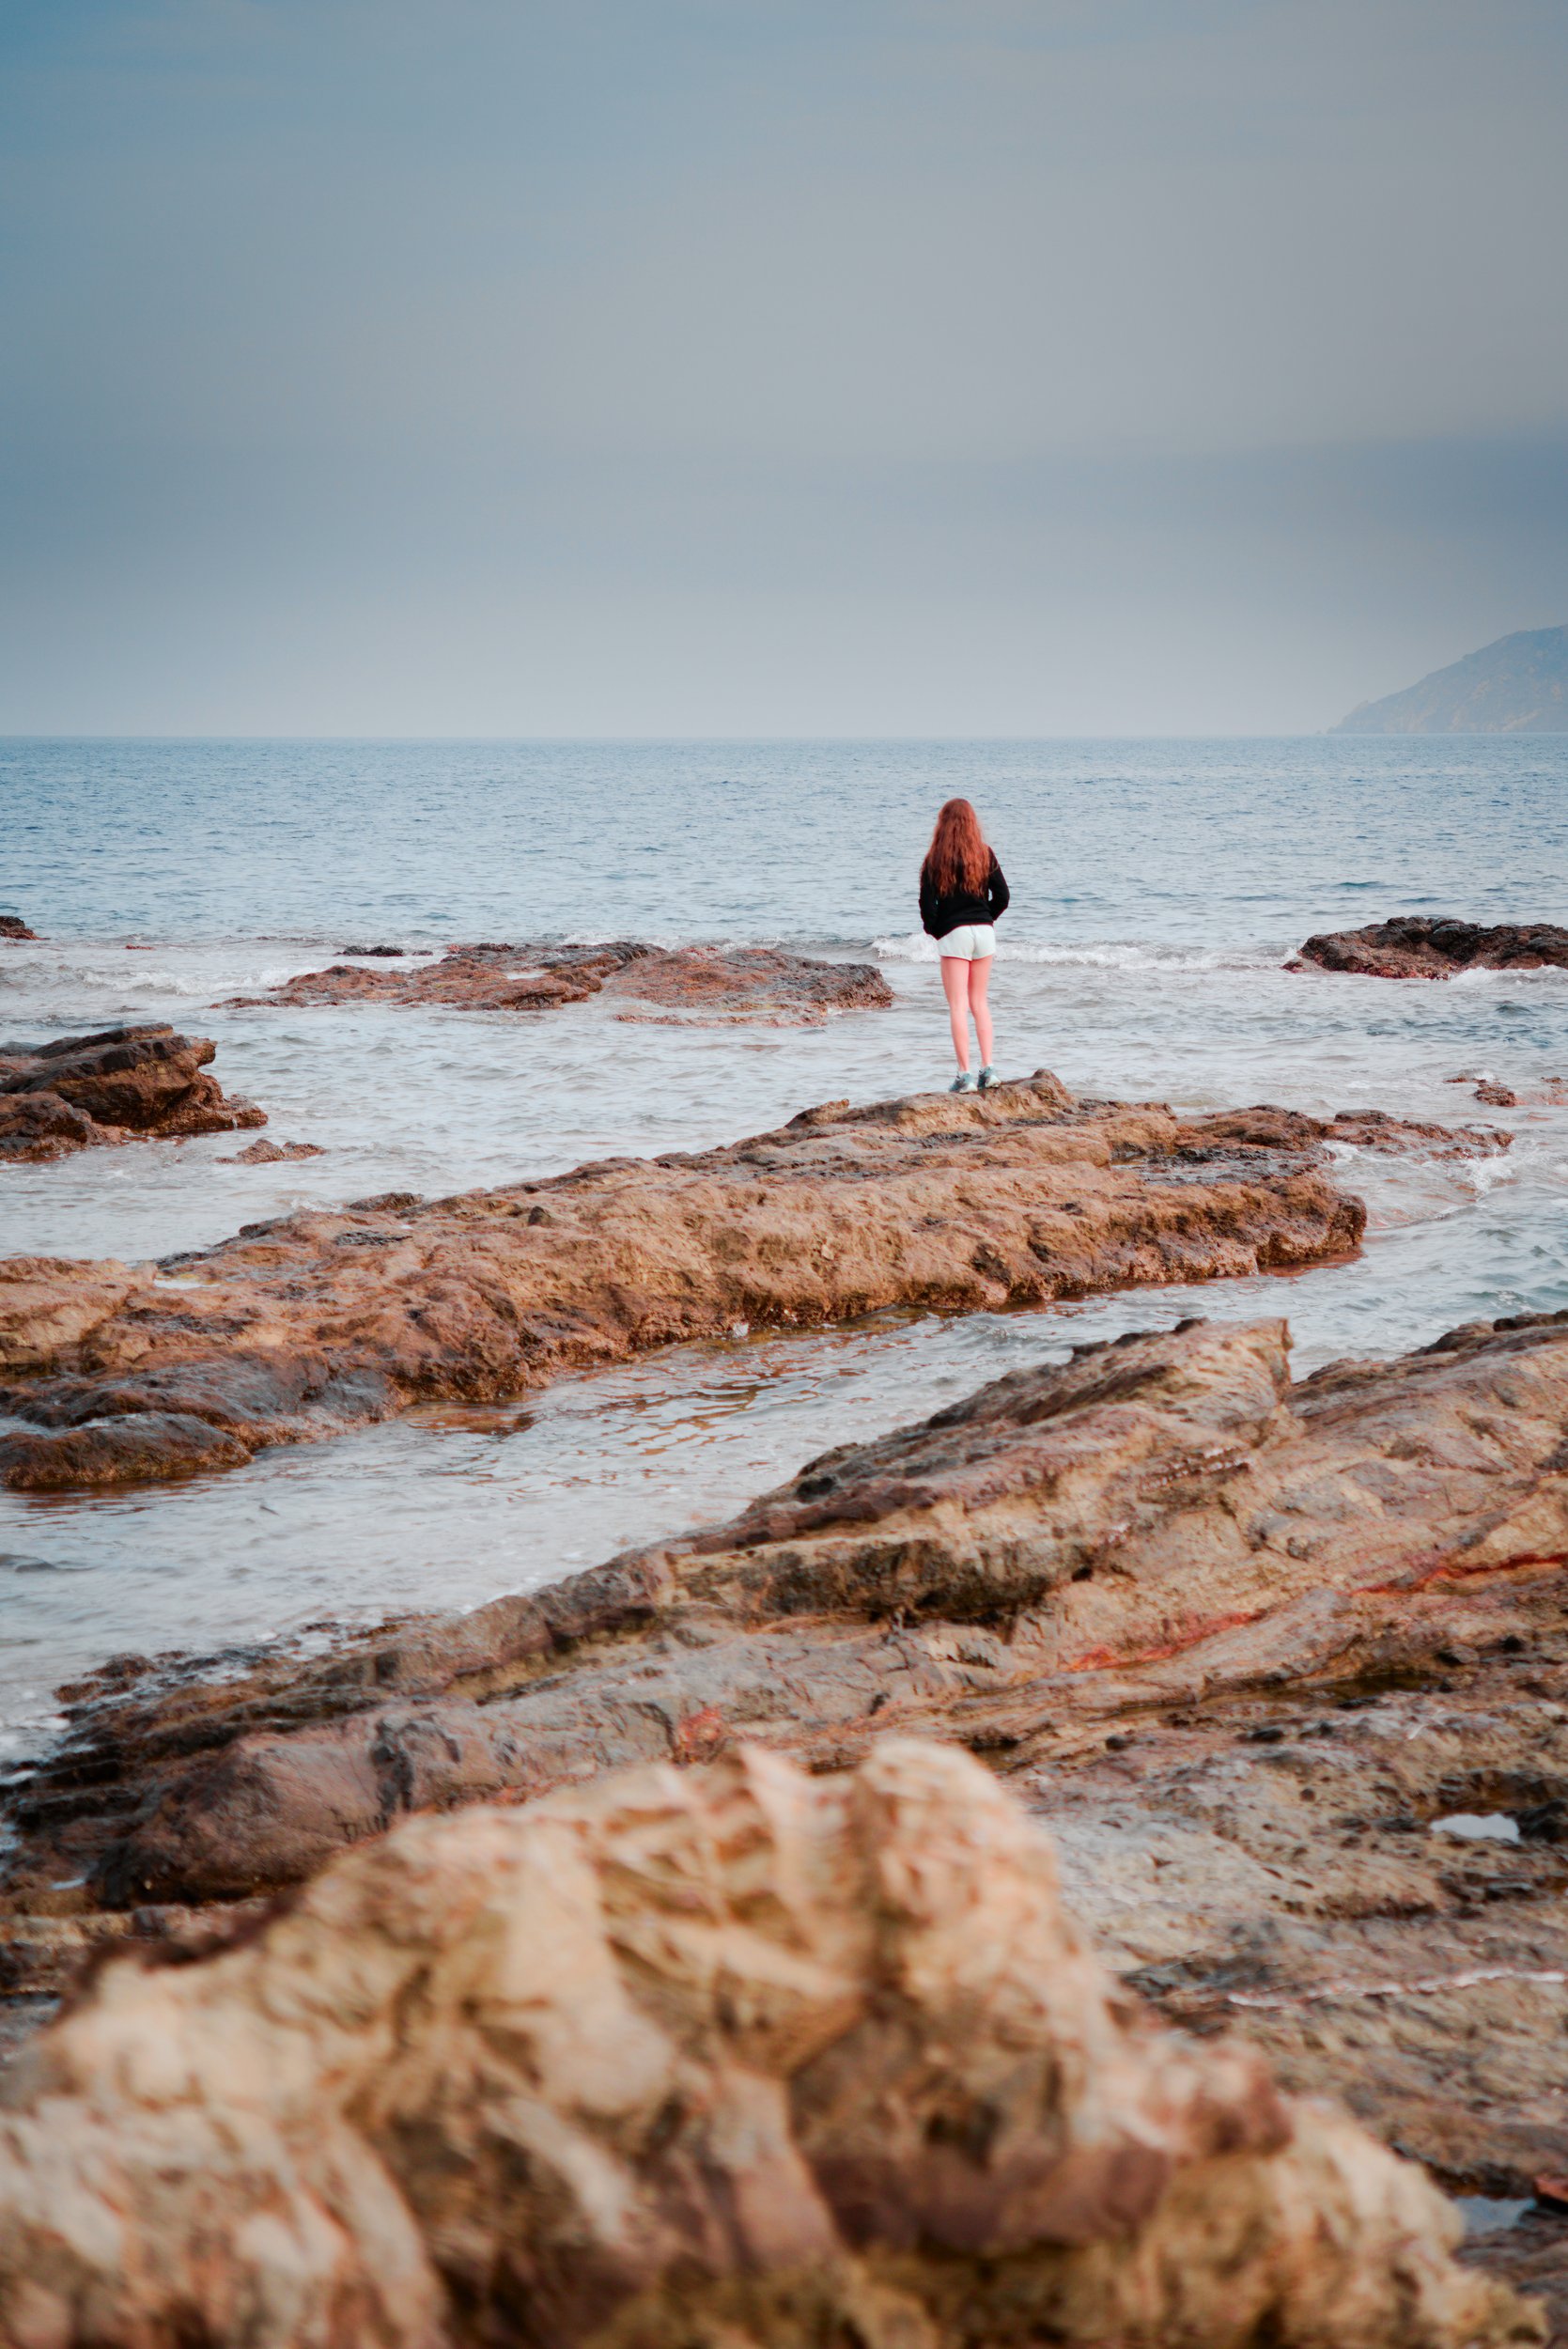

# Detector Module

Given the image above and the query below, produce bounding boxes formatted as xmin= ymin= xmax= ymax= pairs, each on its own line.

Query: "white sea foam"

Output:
xmin=870 ymin=929 xmax=1276 ymax=972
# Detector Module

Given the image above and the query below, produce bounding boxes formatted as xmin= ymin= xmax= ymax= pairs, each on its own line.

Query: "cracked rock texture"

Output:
xmin=224 ymin=939 xmax=894 ymax=1022
xmin=0 ymin=1079 xmax=1394 ymax=1491
xmin=0 ymin=1740 xmax=1538 ymax=2349
xmin=0 ymin=1025 xmax=266 ymax=1162
xmin=1292 ymin=917 xmax=1568 ymax=978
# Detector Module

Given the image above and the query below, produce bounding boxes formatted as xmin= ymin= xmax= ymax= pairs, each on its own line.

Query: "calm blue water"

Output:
xmin=2 ymin=735 xmax=1566 ymax=1750
xmin=4 ymin=734 xmax=1565 ymax=945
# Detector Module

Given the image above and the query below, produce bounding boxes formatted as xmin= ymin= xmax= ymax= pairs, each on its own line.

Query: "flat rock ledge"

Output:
xmin=1290 ymin=916 xmax=1568 ymax=979
xmin=0 ymin=1740 xmax=1540 ymax=2349
xmin=7 ymin=1308 xmax=1566 ymax=2310
xmin=225 ymin=939 xmax=895 ymax=1023
xmin=0 ymin=1078 xmax=1489 ymax=1492
xmin=0 ymin=1025 xmax=266 ymax=1163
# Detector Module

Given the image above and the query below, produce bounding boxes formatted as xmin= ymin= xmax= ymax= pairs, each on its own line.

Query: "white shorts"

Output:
xmin=938 ymin=924 xmax=995 ymax=961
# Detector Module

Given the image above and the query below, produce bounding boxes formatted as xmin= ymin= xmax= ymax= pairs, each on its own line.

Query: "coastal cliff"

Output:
xmin=1332 ymin=626 xmax=1568 ymax=735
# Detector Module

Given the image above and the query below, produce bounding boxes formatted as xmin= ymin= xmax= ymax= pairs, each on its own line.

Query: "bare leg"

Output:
xmin=969 ymin=956 xmax=993 ymax=1066
xmin=940 ymin=957 xmax=971 ymax=1069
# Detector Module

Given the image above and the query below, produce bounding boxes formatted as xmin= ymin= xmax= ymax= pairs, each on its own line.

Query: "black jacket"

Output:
xmin=920 ymin=851 xmax=1010 ymax=940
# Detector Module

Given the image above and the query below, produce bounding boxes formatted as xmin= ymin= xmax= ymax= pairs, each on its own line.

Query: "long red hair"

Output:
xmin=921 ymin=798 xmax=990 ymax=896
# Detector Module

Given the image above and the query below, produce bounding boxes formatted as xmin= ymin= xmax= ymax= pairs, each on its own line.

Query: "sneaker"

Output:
xmin=950 ymin=1070 xmax=975 ymax=1093
xmin=977 ymin=1065 xmax=998 ymax=1090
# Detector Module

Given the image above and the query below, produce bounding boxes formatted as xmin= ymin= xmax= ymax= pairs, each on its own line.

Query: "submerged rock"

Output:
xmin=1291 ymin=917 xmax=1568 ymax=979
xmin=0 ymin=1026 xmax=266 ymax=1162
xmin=0 ymin=1740 xmax=1536 ymax=2349
xmin=225 ymin=939 xmax=895 ymax=1023
xmin=0 ymin=1078 xmax=1426 ymax=1492
xmin=220 ymin=1138 xmax=325 ymax=1164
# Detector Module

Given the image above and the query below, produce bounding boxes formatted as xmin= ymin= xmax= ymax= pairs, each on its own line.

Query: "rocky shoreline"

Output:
xmin=2 ymin=1070 xmax=1562 ymax=2338
xmin=2 ymin=1304 xmax=1565 ymax=2333
xmin=0 ymin=1075 xmax=1457 ymax=1493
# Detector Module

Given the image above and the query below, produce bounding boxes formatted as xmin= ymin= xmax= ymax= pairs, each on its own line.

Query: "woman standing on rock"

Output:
xmin=920 ymin=797 xmax=1009 ymax=1091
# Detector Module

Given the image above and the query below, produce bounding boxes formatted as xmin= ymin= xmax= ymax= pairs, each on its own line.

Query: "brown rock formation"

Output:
xmin=0 ymin=1741 xmax=1537 ymax=2349
xmin=1292 ymin=917 xmax=1568 ymax=979
xmin=0 ymin=1026 xmax=266 ymax=1163
xmin=0 ymin=913 xmax=37 ymax=941
xmin=225 ymin=940 xmax=894 ymax=1023
xmin=0 ymin=1079 xmax=1426 ymax=1493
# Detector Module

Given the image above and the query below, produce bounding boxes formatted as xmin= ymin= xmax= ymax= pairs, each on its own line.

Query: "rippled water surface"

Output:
xmin=3 ymin=735 xmax=1567 ymax=1750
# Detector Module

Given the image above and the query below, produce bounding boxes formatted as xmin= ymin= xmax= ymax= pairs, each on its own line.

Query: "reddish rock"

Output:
xmin=225 ymin=939 xmax=893 ymax=1023
xmin=0 ymin=1742 xmax=1534 ymax=2349
xmin=0 ymin=913 xmax=37 ymax=941
xmin=0 ymin=1078 xmax=1396 ymax=1490
xmin=1294 ymin=917 xmax=1568 ymax=979
xmin=0 ymin=1026 xmax=266 ymax=1162
xmin=221 ymin=1138 xmax=325 ymax=1164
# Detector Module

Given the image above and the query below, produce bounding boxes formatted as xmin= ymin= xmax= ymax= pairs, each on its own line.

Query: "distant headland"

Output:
xmin=1332 ymin=623 xmax=1568 ymax=733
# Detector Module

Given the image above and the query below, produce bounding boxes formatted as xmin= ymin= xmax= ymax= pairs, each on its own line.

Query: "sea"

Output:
xmin=3 ymin=734 xmax=1567 ymax=1762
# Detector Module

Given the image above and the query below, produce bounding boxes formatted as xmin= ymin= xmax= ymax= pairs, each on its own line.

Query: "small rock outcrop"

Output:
xmin=221 ymin=1138 xmax=325 ymax=1164
xmin=0 ymin=1026 xmax=266 ymax=1162
xmin=0 ymin=913 xmax=37 ymax=941
xmin=0 ymin=1080 xmax=1414 ymax=1490
xmin=225 ymin=941 xmax=894 ymax=1024
xmin=1291 ymin=917 xmax=1568 ymax=979
xmin=0 ymin=1741 xmax=1535 ymax=2349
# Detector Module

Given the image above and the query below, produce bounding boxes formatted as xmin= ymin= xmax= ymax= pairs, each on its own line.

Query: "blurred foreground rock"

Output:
xmin=0 ymin=1078 xmax=1442 ymax=1490
xmin=0 ymin=1741 xmax=1539 ymax=2349
xmin=0 ymin=1025 xmax=266 ymax=1162
xmin=225 ymin=939 xmax=894 ymax=1022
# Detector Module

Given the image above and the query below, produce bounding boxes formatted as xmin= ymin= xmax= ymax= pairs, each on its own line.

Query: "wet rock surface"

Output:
xmin=0 ymin=1025 xmax=266 ymax=1163
xmin=0 ymin=1080 xmax=1407 ymax=1492
xmin=225 ymin=939 xmax=895 ymax=1023
xmin=1292 ymin=917 xmax=1568 ymax=979
xmin=220 ymin=1137 xmax=325 ymax=1164
xmin=0 ymin=913 xmax=38 ymax=941
xmin=0 ymin=1740 xmax=1538 ymax=2349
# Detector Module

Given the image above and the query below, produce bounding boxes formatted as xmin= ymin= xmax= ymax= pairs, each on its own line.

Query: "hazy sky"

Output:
xmin=2 ymin=0 xmax=1565 ymax=734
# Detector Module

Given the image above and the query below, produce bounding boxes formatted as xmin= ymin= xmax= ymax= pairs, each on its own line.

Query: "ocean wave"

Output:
xmin=869 ymin=930 xmax=1278 ymax=973
xmin=1447 ymin=963 xmax=1568 ymax=987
